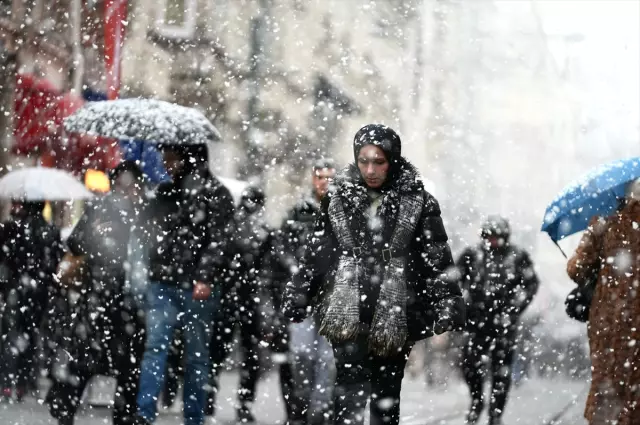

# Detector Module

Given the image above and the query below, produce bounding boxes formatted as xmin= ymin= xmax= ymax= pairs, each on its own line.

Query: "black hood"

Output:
xmin=160 ymin=143 xmax=210 ymax=180
xmin=352 ymin=124 xmax=404 ymax=188
xmin=353 ymin=124 xmax=402 ymax=163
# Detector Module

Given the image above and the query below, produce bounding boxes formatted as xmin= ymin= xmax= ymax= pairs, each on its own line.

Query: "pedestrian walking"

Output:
xmin=135 ymin=143 xmax=234 ymax=425
xmin=284 ymin=124 xmax=464 ymax=425
xmin=0 ymin=201 xmax=63 ymax=401
xmin=46 ymin=161 xmax=148 ymax=425
xmin=279 ymin=158 xmax=337 ymax=425
xmin=208 ymin=185 xmax=274 ymax=423
xmin=455 ymin=216 xmax=539 ymax=425
xmin=567 ymin=179 xmax=640 ymax=425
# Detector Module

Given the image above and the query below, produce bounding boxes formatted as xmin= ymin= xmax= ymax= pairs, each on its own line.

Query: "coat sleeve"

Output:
xmin=195 ymin=183 xmax=235 ymax=286
xmin=567 ymin=216 xmax=605 ymax=285
xmin=65 ymin=201 xmax=96 ymax=257
xmin=510 ymin=249 xmax=539 ymax=315
xmin=282 ymin=195 xmax=338 ymax=321
xmin=415 ymin=191 xmax=464 ymax=324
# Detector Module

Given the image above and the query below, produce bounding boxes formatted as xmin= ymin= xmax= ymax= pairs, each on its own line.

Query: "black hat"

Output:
xmin=481 ymin=215 xmax=511 ymax=240
xmin=353 ymin=124 xmax=402 ymax=163
xmin=313 ymin=158 xmax=336 ymax=171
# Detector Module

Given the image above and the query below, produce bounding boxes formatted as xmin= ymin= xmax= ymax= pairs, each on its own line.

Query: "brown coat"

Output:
xmin=567 ymin=200 xmax=640 ymax=425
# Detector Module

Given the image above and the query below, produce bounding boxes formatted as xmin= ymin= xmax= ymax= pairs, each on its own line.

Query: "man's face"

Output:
xmin=162 ymin=149 xmax=184 ymax=179
xmin=114 ymin=171 xmax=141 ymax=200
xmin=357 ymin=145 xmax=389 ymax=189
xmin=484 ymin=236 xmax=505 ymax=249
xmin=312 ymin=167 xmax=335 ymax=199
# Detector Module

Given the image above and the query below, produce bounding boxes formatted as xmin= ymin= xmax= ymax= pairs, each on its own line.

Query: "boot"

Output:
xmin=237 ymin=404 xmax=256 ymax=423
xmin=466 ymin=399 xmax=484 ymax=424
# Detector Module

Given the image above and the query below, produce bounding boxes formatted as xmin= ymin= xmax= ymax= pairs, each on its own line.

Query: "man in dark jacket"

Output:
xmin=136 ymin=144 xmax=234 ymax=425
xmin=0 ymin=201 xmax=63 ymax=401
xmin=208 ymin=185 xmax=273 ymax=423
xmin=45 ymin=161 xmax=147 ymax=425
xmin=455 ymin=216 xmax=539 ymax=425
xmin=277 ymin=159 xmax=336 ymax=425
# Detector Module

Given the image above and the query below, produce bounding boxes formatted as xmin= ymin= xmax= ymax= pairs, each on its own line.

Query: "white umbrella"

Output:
xmin=0 ymin=167 xmax=94 ymax=201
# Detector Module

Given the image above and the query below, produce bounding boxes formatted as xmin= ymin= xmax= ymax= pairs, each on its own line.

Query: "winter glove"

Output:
xmin=433 ymin=316 xmax=454 ymax=335
xmin=435 ymin=295 xmax=466 ymax=334
xmin=282 ymin=301 xmax=307 ymax=323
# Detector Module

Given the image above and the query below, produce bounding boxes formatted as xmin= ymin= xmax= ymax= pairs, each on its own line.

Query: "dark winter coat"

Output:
xmin=283 ymin=162 xmax=463 ymax=347
xmin=0 ymin=208 xmax=63 ymax=292
xmin=279 ymin=195 xmax=321 ymax=273
xmin=0 ymin=208 xmax=63 ymax=353
xmin=66 ymin=192 xmax=145 ymax=281
xmin=146 ymin=170 xmax=235 ymax=289
xmin=47 ymin=192 xmax=147 ymax=380
xmin=456 ymin=243 xmax=538 ymax=331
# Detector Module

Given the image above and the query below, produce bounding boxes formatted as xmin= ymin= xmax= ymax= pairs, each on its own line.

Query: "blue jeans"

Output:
xmin=137 ymin=283 xmax=217 ymax=425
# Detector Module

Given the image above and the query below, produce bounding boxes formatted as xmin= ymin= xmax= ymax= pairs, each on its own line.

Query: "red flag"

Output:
xmin=104 ymin=0 xmax=128 ymax=100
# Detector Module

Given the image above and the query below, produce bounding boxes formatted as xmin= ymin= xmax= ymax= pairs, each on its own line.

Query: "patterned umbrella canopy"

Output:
xmin=63 ymin=98 xmax=221 ymax=145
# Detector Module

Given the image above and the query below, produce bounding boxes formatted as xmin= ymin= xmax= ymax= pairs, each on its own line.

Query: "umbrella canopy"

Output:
xmin=0 ymin=167 xmax=94 ymax=201
xmin=541 ymin=157 xmax=640 ymax=242
xmin=63 ymin=98 xmax=221 ymax=145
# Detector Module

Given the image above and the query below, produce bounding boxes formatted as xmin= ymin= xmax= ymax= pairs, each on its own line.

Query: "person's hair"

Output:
xmin=313 ymin=158 xmax=336 ymax=171
xmin=108 ymin=160 xmax=144 ymax=188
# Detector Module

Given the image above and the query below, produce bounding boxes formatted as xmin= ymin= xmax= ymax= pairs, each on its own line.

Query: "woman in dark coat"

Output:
xmin=283 ymin=124 xmax=463 ymax=425
xmin=0 ymin=201 xmax=63 ymax=400
xmin=46 ymin=161 xmax=148 ymax=425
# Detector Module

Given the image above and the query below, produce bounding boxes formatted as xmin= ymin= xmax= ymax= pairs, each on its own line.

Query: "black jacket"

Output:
xmin=146 ymin=170 xmax=235 ymax=289
xmin=67 ymin=192 xmax=145 ymax=279
xmin=0 ymin=209 xmax=63 ymax=293
xmin=455 ymin=243 xmax=539 ymax=329
xmin=284 ymin=163 xmax=463 ymax=341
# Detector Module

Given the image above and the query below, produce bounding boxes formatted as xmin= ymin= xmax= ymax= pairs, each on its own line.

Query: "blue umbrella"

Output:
xmin=119 ymin=140 xmax=169 ymax=185
xmin=541 ymin=157 xmax=640 ymax=246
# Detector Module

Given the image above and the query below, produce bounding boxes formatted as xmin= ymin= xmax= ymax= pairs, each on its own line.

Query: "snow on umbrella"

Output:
xmin=541 ymin=157 xmax=640 ymax=243
xmin=0 ymin=167 xmax=94 ymax=201
xmin=63 ymin=98 xmax=222 ymax=145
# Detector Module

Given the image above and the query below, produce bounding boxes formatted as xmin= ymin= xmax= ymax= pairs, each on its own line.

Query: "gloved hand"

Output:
xmin=282 ymin=292 xmax=308 ymax=323
xmin=433 ymin=316 xmax=453 ymax=335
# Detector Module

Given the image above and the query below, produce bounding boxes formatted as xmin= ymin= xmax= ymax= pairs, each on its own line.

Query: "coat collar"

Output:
xmin=332 ymin=159 xmax=424 ymax=213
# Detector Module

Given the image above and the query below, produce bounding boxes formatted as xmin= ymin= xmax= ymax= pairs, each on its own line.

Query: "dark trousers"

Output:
xmin=1 ymin=286 xmax=47 ymax=392
xmin=208 ymin=287 xmax=261 ymax=411
xmin=332 ymin=334 xmax=413 ymax=425
xmin=46 ymin=306 xmax=145 ymax=425
xmin=462 ymin=325 xmax=517 ymax=423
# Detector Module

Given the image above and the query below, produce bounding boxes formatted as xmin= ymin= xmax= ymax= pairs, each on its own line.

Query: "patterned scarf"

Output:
xmin=319 ymin=164 xmax=424 ymax=356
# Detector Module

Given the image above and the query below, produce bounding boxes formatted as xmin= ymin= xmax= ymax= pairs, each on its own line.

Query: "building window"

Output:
xmin=155 ymin=0 xmax=197 ymax=39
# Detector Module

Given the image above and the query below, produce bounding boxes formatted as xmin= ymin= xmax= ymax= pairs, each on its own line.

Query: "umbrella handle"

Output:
xmin=550 ymin=236 xmax=568 ymax=259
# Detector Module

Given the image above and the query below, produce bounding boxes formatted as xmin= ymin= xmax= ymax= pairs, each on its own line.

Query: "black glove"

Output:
xmin=282 ymin=292 xmax=308 ymax=324
xmin=433 ymin=316 xmax=453 ymax=335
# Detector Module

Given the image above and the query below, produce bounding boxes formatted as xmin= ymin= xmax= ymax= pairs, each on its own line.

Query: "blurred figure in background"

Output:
xmin=46 ymin=161 xmax=148 ymax=425
xmin=567 ymin=179 xmax=640 ymax=425
xmin=455 ymin=216 xmax=539 ymax=425
xmin=207 ymin=185 xmax=273 ymax=423
xmin=0 ymin=200 xmax=63 ymax=402
xmin=279 ymin=159 xmax=336 ymax=425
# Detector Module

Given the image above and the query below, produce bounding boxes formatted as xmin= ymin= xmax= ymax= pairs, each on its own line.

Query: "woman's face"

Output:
xmin=357 ymin=145 xmax=389 ymax=189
